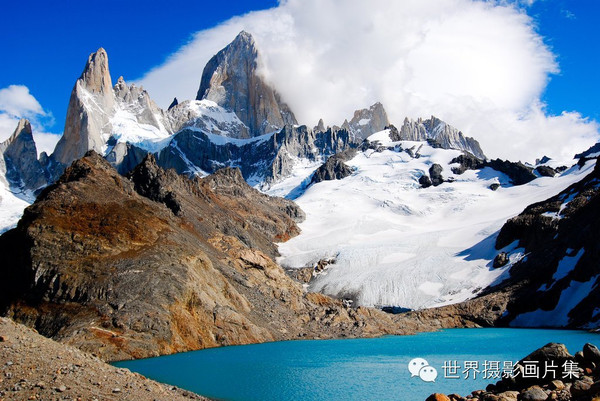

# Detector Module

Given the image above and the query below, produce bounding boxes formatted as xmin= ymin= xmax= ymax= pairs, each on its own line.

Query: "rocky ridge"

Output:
xmin=399 ymin=116 xmax=485 ymax=159
xmin=0 ymin=152 xmax=415 ymax=361
xmin=492 ymin=157 xmax=600 ymax=328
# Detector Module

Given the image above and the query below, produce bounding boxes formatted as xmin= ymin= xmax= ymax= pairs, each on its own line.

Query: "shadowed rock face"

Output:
xmin=0 ymin=152 xmax=412 ymax=361
xmin=157 ymin=124 xmax=356 ymax=184
xmin=196 ymin=31 xmax=297 ymax=137
xmin=0 ymin=119 xmax=48 ymax=191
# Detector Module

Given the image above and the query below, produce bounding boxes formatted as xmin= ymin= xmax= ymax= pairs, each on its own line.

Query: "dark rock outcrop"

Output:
xmin=388 ymin=124 xmax=401 ymax=141
xmin=574 ymin=142 xmax=600 ymax=159
xmin=493 ymin=252 xmax=509 ymax=268
xmin=419 ymin=174 xmax=433 ymax=188
xmin=196 ymin=31 xmax=297 ymax=137
xmin=492 ymin=158 xmax=600 ymax=327
xmin=535 ymin=165 xmax=557 ymax=177
xmin=310 ymin=149 xmax=357 ymax=184
xmin=419 ymin=163 xmax=444 ymax=188
xmin=450 ymin=153 xmax=485 ymax=175
xmin=486 ymin=158 xmax=537 ymax=185
xmin=168 ymin=97 xmax=179 ymax=110
xmin=450 ymin=153 xmax=537 ymax=186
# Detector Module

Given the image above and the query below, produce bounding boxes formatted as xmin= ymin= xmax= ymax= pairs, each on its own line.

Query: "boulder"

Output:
xmin=310 ymin=153 xmax=355 ymax=184
xmin=534 ymin=165 xmax=556 ymax=177
xmin=571 ymin=380 xmax=591 ymax=397
xmin=419 ymin=174 xmax=432 ymax=188
xmin=583 ymin=343 xmax=600 ymax=364
xmin=520 ymin=386 xmax=548 ymax=401
xmin=429 ymin=163 xmax=444 ymax=186
xmin=493 ymin=252 xmax=509 ymax=268
xmin=426 ymin=394 xmax=451 ymax=401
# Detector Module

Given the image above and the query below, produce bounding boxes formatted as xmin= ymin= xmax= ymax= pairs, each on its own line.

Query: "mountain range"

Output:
xmin=1 ymin=30 xmax=600 ymax=361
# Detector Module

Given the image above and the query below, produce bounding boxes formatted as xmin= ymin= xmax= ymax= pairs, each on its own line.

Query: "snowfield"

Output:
xmin=0 ymin=179 xmax=33 ymax=234
xmin=274 ymin=129 xmax=596 ymax=310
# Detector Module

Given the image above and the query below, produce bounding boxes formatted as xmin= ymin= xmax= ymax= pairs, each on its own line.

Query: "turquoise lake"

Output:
xmin=114 ymin=328 xmax=599 ymax=401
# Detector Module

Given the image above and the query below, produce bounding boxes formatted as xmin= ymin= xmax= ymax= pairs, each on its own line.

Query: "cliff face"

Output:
xmin=341 ymin=102 xmax=390 ymax=141
xmin=399 ymin=116 xmax=485 ymax=159
xmin=51 ymin=48 xmax=114 ymax=166
xmin=0 ymin=152 xmax=408 ymax=361
xmin=196 ymin=31 xmax=297 ymax=137
xmin=0 ymin=119 xmax=48 ymax=191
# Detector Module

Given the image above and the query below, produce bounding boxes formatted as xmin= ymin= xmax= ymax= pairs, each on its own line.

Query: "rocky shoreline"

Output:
xmin=0 ymin=317 xmax=209 ymax=401
xmin=427 ymin=342 xmax=600 ymax=401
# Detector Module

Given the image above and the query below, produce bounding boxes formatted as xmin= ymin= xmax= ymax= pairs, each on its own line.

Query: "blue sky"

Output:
xmin=0 ymin=0 xmax=598 ymax=161
xmin=529 ymin=0 xmax=600 ymax=120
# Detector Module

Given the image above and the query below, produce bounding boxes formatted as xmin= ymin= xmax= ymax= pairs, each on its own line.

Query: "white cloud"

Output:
xmin=137 ymin=0 xmax=599 ymax=163
xmin=0 ymin=85 xmax=60 ymax=156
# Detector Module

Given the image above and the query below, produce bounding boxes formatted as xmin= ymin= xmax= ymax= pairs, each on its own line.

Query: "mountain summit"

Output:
xmin=0 ymin=119 xmax=47 ymax=192
xmin=52 ymin=48 xmax=114 ymax=166
xmin=196 ymin=31 xmax=297 ymax=138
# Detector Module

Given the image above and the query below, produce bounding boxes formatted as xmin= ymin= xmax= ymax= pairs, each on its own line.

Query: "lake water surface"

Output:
xmin=114 ymin=328 xmax=599 ymax=401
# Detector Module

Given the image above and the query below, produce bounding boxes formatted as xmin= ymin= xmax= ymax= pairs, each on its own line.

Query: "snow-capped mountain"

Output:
xmin=1 ymin=30 xmax=597 ymax=330
xmin=0 ymin=119 xmax=47 ymax=233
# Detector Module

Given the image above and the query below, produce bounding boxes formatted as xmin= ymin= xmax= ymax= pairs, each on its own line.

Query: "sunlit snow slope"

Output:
xmin=275 ymin=129 xmax=595 ymax=310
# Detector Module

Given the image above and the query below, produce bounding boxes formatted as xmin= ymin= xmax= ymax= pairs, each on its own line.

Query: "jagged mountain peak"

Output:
xmin=51 ymin=48 xmax=116 ymax=166
xmin=196 ymin=31 xmax=297 ymax=138
xmin=236 ymin=30 xmax=254 ymax=41
xmin=51 ymin=47 xmax=173 ymax=171
xmin=4 ymin=118 xmax=33 ymax=143
xmin=0 ymin=118 xmax=47 ymax=192
xmin=79 ymin=47 xmax=112 ymax=94
xmin=345 ymin=102 xmax=390 ymax=141
xmin=399 ymin=115 xmax=485 ymax=159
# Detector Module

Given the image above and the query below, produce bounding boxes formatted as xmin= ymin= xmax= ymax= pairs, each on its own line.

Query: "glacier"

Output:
xmin=274 ymin=129 xmax=596 ymax=310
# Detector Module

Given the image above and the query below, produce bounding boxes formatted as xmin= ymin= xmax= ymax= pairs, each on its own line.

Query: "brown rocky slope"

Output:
xmin=0 ymin=317 xmax=208 ymax=401
xmin=0 ymin=152 xmax=413 ymax=361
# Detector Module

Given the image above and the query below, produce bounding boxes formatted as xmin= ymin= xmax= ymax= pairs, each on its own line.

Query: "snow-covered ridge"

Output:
xmin=275 ymin=129 xmax=595 ymax=310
